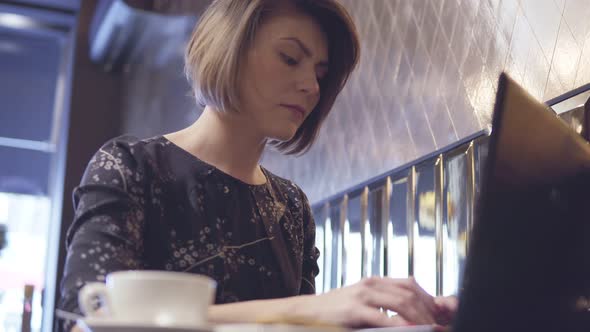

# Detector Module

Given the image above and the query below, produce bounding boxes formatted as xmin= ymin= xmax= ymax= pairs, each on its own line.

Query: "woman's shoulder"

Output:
xmin=97 ymin=135 xmax=168 ymax=154
xmin=263 ymin=168 xmax=309 ymax=204
xmin=264 ymin=168 xmax=297 ymax=189
xmin=81 ymin=135 xmax=173 ymax=184
xmin=92 ymin=134 xmax=180 ymax=165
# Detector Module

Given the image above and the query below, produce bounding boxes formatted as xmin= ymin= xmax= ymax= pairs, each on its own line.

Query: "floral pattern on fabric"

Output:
xmin=58 ymin=136 xmax=320 ymax=331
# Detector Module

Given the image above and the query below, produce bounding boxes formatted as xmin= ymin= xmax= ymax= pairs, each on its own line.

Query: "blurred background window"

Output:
xmin=0 ymin=1 xmax=77 ymax=331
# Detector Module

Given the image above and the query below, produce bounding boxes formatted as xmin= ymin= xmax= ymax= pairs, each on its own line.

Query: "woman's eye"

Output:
xmin=280 ymin=53 xmax=299 ymax=66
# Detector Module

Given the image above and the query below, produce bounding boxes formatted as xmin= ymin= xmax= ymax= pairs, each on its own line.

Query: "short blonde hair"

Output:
xmin=185 ymin=0 xmax=360 ymax=155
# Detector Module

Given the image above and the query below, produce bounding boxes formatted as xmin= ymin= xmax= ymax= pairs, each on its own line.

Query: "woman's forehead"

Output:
xmin=257 ymin=9 xmax=329 ymax=60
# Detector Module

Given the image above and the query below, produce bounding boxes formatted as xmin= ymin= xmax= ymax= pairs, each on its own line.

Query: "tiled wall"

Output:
xmin=122 ymin=0 xmax=590 ymax=203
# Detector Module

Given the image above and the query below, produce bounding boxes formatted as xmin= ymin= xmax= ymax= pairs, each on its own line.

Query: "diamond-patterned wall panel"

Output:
xmin=122 ymin=0 xmax=590 ymax=204
xmin=264 ymin=0 xmax=590 ymax=203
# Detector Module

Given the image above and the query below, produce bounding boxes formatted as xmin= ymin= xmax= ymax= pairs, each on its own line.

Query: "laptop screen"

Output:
xmin=452 ymin=73 xmax=590 ymax=332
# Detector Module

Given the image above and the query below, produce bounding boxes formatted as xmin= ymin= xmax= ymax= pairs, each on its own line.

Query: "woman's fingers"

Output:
xmin=353 ymin=305 xmax=396 ymax=328
xmin=435 ymin=296 xmax=458 ymax=312
xmin=359 ymin=277 xmax=436 ymax=325
xmin=370 ymin=277 xmax=438 ymax=316
xmin=434 ymin=296 xmax=459 ymax=325
xmin=71 ymin=324 xmax=84 ymax=332
xmin=388 ymin=314 xmax=412 ymax=327
xmin=365 ymin=288 xmax=434 ymax=324
xmin=393 ymin=277 xmax=439 ymax=317
xmin=321 ymin=277 xmax=451 ymax=328
xmin=353 ymin=305 xmax=417 ymax=328
xmin=300 ymin=278 xmax=456 ymax=329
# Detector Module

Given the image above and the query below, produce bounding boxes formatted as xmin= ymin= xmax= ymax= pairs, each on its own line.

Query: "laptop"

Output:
xmin=450 ymin=73 xmax=590 ymax=332
xmin=359 ymin=73 xmax=590 ymax=332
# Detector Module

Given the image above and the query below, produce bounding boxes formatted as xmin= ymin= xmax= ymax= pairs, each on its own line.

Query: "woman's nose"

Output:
xmin=297 ymin=72 xmax=320 ymax=96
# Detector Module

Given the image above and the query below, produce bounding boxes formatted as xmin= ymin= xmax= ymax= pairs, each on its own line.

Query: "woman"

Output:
xmin=60 ymin=0 xmax=457 ymax=330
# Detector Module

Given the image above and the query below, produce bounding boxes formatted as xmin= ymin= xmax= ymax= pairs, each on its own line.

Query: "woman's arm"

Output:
xmin=60 ymin=138 xmax=149 ymax=332
xmin=209 ymin=276 xmax=444 ymax=328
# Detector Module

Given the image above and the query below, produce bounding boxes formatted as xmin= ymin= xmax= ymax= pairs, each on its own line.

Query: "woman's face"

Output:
xmin=237 ymin=3 xmax=329 ymax=142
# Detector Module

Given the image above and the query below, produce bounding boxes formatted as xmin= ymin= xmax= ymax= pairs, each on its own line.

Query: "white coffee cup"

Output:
xmin=78 ymin=270 xmax=216 ymax=328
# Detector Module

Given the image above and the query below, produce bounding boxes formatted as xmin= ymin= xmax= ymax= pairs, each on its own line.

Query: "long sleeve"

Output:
xmin=298 ymin=190 xmax=320 ymax=295
xmin=58 ymin=138 xmax=149 ymax=331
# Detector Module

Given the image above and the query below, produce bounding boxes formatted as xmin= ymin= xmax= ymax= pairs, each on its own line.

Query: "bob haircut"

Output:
xmin=185 ymin=0 xmax=360 ymax=155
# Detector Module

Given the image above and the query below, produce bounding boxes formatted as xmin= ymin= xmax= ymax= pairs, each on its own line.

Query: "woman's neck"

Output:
xmin=165 ymin=106 xmax=267 ymax=185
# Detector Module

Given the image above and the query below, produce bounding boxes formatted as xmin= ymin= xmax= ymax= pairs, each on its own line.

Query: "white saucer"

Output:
xmin=215 ymin=324 xmax=434 ymax=332
xmin=78 ymin=317 xmax=212 ymax=332
xmin=215 ymin=324 xmax=344 ymax=332
xmin=356 ymin=325 xmax=434 ymax=332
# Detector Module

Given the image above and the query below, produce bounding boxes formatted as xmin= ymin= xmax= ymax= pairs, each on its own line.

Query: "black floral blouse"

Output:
xmin=58 ymin=135 xmax=320 ymax=330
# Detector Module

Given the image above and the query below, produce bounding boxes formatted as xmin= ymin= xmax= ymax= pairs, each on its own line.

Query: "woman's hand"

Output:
xmin=433 ymin=295 xmax=459 ymax=326
xmin=292 ymin=276 xmax=454 ymax=328
xmin=70 ymin=325 xmax=83 ymax=332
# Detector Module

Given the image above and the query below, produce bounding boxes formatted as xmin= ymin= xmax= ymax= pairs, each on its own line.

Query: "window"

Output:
xmin=0 ymin=8 xmax=74 ymax=331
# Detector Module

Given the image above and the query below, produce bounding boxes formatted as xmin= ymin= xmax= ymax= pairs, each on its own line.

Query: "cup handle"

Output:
xmin=78 ymin=282 xmax=111 ymax=318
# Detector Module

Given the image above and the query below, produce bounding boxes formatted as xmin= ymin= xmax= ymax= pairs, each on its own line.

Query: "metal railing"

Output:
xmin=312 ymin=131 xmax=489 ymax=296
xmin=311 ymin=81 xmax=590 ymax=295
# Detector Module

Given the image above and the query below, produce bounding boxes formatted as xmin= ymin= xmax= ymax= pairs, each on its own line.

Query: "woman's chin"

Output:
xmin=269 ymin=130 xmax=298 ymax=142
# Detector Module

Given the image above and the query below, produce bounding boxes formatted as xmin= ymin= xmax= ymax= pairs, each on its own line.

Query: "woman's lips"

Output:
xmin=281 ymin=104 xmax=305 ymax=121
